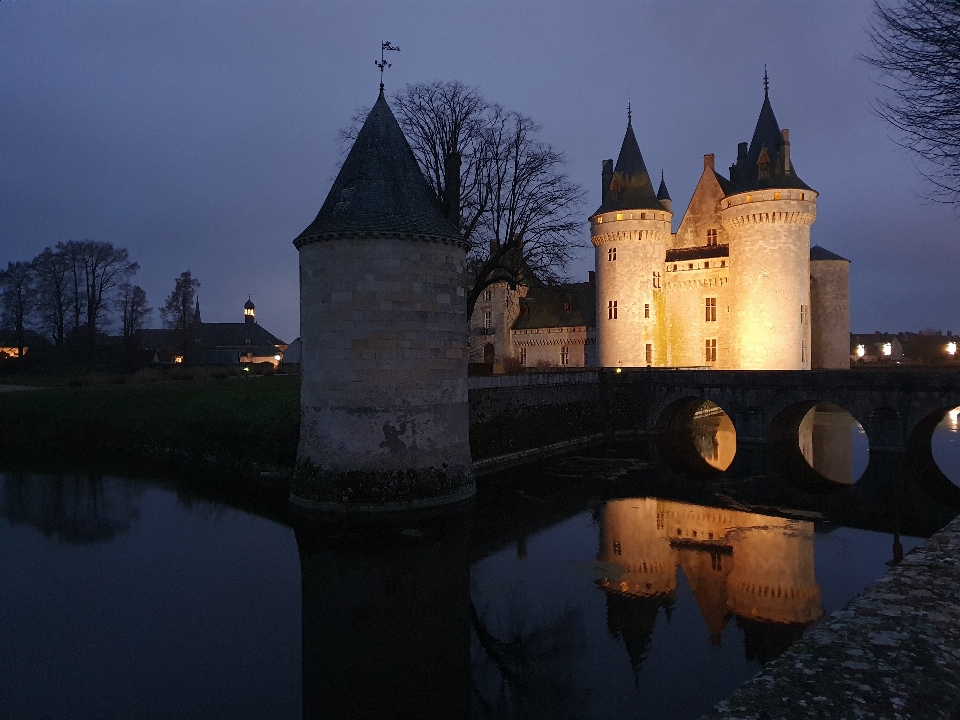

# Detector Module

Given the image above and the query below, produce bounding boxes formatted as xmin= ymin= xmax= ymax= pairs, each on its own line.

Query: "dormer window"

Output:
xmin=706 ymin=229 xmax=717 ymax=247
xmin=757 ymin=146 xmax=771 ymax=180
xmin=564 ymin=302 xmax=572 ymax=312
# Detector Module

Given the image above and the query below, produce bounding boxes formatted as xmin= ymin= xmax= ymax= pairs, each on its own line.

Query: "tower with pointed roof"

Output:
xmin=292 ymin=87 xmax=473 ymax=511
xmin=590 ymin=109 xmax=673 ymax=367
xmin=720 ymin=83 xmax=817 ymax=369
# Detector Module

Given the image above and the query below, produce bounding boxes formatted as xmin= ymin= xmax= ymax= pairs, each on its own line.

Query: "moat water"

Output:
xmin=3 ymin=406 xmax=959 ymax=719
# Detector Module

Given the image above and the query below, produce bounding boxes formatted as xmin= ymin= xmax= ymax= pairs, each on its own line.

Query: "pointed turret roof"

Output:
xmin=729 ymin=87 xmax=813 ymax=194
xmin=594 ymin=115 xmax=666 ymax=215
xmin=810 ymin=245 xmax=849 ymax=262
xmin=657 ymin=171 xmax=671 ymax=201
xmin=294 ymin=90 xmax=460 ymax=246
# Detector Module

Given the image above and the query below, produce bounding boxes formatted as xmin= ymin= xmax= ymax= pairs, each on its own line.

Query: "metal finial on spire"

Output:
xmin=763 ymin=65 xmax=769 ymax=95
xmin=375 ymin=41 xmax=400 ymax=92
xmin=627 ymin=101 xmax=632 ymax=124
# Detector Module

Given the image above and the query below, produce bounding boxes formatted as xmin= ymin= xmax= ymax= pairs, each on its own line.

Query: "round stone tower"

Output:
xmin=292 ymin=88 xmax=473 ymax=512
xmin=721 ymin=87 xmax=817 ymax=370
xmin=590 ymin=111 xmax=672 ymax=367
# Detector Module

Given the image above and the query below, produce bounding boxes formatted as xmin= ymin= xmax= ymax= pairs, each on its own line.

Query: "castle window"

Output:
xmin=608 ymin=247 xmax=617 ymax=261
xmin=564 ymin=301 xmax=572 ymax=312
xmin=705 ymin=338 xmax=717 ymax=363
xmin=608 ymin=300 xmax=618 ymax=320
xmin=747 ymin=195 xmax=753 ymax=203
xmin=800 ymin=193 xmax=805 ymax=200
xmin=774 ymin=192 xmax=782 ymax=200
xmin=704 ymin=261 xmax=710 ymax=269
xmin=705 ymin=298 xmax=717 ymax=322
xmin=484 ymin=289 xmax=492 ymax=302
xmin=720 ymin=260 xmax=726 ymax=268
xmin=653 ymin=271 xmax=661 ymax=289
xmin=644 ymin=304 xmax=650 ymax=319
xmin=802 ymin=340 xmax=808 ymax=363
xmin=484 ymin=311 xmax=492 ymax=330
xmin=707 ymin=228 xmax=718 ymax=246
xmin=522 ymin=304 xmax=530 ymax=315
xmin=560 ymin=346 xmax=570 ymax=366
xmin=645 ymin=344 xmax=653 ymax=365
xmin=520 ymin=347 xmax=527 ymax=365
xmin=688 ymin=263 xmax=694 ymax=270
xmin=672 ymin=264 xmax=677 ymax=272
xmin=641 ymin=213 xmax=647 ymax=220
xmin=597 ymin=216 xmax=603 ymax=224
xmin=800 ymin=305 xmax=808 ymax=325
xmin=616 ymin=213 xmax=623 ymax=220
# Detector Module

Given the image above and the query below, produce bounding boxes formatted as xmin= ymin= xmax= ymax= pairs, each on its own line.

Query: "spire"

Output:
xmin=593 ymin=110 xmax=663 ymax=214
xmin=728 ymin=81 xmax=813 ymax=194
xmin=294 ymin=90 xmax=460 ymax=245
xmin=657 ymin=170 xmax=671 ymax=201
xmin=763 ymin=64 xmax=769 ymax=96
xmin=193 ymin=296 xmax=201 ymax=326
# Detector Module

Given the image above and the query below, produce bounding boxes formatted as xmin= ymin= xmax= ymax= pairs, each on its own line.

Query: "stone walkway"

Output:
xmin=701 ymin=515 xmax=960 ymax=720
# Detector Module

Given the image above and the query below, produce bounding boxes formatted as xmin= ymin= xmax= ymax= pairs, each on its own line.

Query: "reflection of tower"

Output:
xmin=597 ymin=499 xmax=677 ymax=597
xmin=798 ymin=404 xmax=856 ymax=484
xmin=296 ymin=513 xmax=470 ymax=720
xmin=725 ymin=516 xmax=822 ymax=624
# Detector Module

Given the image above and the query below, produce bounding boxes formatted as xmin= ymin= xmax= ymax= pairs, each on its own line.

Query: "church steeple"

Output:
xmin=244 ymin=296 xmax=256 ymax=325
xmin=594 ymin=107 xmax=665 ymax=215
xmin=193 ymin=297 xmax=201 ymax=326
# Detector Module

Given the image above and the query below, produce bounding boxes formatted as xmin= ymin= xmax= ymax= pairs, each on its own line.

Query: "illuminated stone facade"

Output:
xmin=592 ymin=88 xmax=849 ymax=370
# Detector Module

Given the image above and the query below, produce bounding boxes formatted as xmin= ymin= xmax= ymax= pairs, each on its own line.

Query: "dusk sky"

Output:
xmin=3 ymin=1 xmax=957 ymax=344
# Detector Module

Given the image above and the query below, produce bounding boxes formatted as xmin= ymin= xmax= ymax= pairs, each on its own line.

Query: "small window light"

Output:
xmin=856 ymin=344 xmax=865 ymax=358
xmin=597 ymin=216 xmax=603 ymax=224
xmin=274 ymin=354 xmax=282 ymax=362
xmin=641 ymin=213 xmax=647 ymax=220
xmin=800 ymin=193 xmax=805 ymax=200
xmin=948 ymin=342 xmax=957 ymax=356
xmin=882 ymin=342 xmax=892 ymax=356
xmin=774 ymin=192 xmax=781 ymax=200
xmin=747 ymin=195 xmax=753 ymax=202
xmin=616 ymin=213 xmax=623 ymax=220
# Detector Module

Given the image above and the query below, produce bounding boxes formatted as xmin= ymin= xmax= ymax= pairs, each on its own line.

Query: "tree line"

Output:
xmin=0 ymin=239 xmax=203 ymax=361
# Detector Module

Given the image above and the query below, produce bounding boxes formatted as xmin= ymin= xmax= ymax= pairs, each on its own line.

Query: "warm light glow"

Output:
xmin=948 ymin=342 xmax=957 ymax=356
xmin=243 ymin=366 xmax=250 ymax=372
xmin=856 ymin=344 xmax=865 ymax=358
xmin=173 ymin=355 xmax=184 ymax=364
xmin=244 ymin=308 xmax=255 ymax=317
xmin=597 ymin=216 xmax=603 ymax=224
xmin=882 ymin=342 xmax=892 ymax=356
xmin=615 ymin=368 xmax=622 ymax=374
xmin=616 ymin=213 xmax=623 ymax=220
xmin=274 ymin=354 xmax=281 ymax=362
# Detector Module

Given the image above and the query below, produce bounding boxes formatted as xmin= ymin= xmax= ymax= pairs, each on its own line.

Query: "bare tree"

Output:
xmin=119 ymin=283 xmax=151 ymax=339
xmin=342 ymin=81 xmax=585 ymax=317
xmin=0 ymin=261 xmax=35 ymax=358
xmin=31 ymin=246 xmax=71 ymax=347
xmin=865 ymin=0 xmax=960 ymax=201
xmin=161 ymin=271 xmax=200 ymax=349
xmin=55 ymin=240 xmax=138 ymax=339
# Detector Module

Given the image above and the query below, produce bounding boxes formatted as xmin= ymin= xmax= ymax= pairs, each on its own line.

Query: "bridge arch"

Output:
xmin=906 ymin=406 xmax=960 ymax=509
xmin=654 ymin=397 xmax=737 ymax=475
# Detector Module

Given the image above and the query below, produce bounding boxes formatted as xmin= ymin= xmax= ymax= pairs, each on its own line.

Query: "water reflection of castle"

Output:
xmin=596 ymin=499 xmax=822 ymax=665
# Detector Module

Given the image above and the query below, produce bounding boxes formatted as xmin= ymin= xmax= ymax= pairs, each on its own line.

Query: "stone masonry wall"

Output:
xmin=722 ymin=192 xmax=815 ymax=370
xmin=810 ymin=258 xmax=850 ymax=369
xmin=297 ymin=234 xmax=472 ymax=503
xmin=665 ymin=263 xmax=732 ymax=369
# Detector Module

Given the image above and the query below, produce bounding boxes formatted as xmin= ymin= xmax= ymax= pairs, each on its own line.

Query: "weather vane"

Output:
xmin=627 ymin=101 xmax=632 ymax=123
xmin=764 ymin=64 xmax=769 ymax=95
xmin=376 ymin=41 xmax=400 ymax=91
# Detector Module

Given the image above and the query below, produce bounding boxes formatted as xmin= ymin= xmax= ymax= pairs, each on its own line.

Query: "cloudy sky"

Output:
xmin=3 ymin=1 xmax=956 ymax=343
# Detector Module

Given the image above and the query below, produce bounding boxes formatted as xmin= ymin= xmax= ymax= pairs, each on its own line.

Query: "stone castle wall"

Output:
xmin=810 ymin=258 xmax=851 ymax=369
xmin=591 ymin=211 xmax=672 ymax=366
xmin=468 ymin=282 xmax=523 ymax=364
xmin=673 ymin=156 xmax=729 ymax=250
xmin=665 ymin=264 xmax=732 ymax=368
xmin=297 ymin=234 xmax=473 ymax=506
xmin=722 ymin=191 xmax=816 ymax=370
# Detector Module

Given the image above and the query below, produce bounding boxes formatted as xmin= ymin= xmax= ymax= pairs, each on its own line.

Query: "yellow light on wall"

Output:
xmin=616 ymin=213 xmax=623 ymax=220
xmin=856 ymin=344 xmax=865 ymax=358
xmin=274 ymin=354 xmax=282 ymax=362
xmin=173 ymin=355 xmax=184 ymax=364
xmin=882 ymin=342 xmax=892 ymax=356
xmin=948 ymin=342 xmax=957 ymax=356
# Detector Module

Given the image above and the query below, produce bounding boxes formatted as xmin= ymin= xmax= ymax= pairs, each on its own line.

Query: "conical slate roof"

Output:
xmin=594 ymin=116 xmax=666 ymax=215
xmin=294 ymin=90 xmax=460 ymax=246
xmin=729 ymin=90 xmax=812 ymax=194
xmin=657 ymin=171 xmax=671 ymax=201
xmin=810 ymin=245 xmax=849 ymax=262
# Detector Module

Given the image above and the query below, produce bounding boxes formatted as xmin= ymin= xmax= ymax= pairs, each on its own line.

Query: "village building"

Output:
xmin=471 ymin=81 xmax=851 ymax=371
xmin=139 ymin=296 xmax=288 ymax=366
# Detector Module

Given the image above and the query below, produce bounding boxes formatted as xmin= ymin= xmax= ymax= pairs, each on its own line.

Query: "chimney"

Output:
xmin=588 ymin=270 xmax=595 ymax=285
xmin=490 ymin=236 xmax=500 ymax=255
xmin=780 ymin=129 xmax=791 ymax=175
xmin=444 ymin=152 xmax=461 ymax=230
xmin=601 ymin=159 xmax=613 ymax=205
xmin=704 ymin=154 xmax=715 ymax=171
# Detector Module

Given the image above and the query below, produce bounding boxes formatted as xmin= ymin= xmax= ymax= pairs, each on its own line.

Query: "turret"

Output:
xmin=293 ymin=87 xmax=473 ymax=511
xmin=720 ymin=79 xmax=817 ymax=369
xmin=244 ymin=296 xmax=255 ymax=325
xmin=657 ymin=171 xmax=672 ymax=213
xmin=590 ymin=108 xmax=673 ymax=367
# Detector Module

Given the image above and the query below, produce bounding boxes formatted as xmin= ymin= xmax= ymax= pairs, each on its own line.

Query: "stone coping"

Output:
xmin=700 ymin=514 xmax=960 ymax=720
xmin=468 ymin=370 xmax=598 ymax=390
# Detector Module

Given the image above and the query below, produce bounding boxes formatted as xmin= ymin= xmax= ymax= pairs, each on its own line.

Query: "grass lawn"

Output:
xmin=0 ymin=375 xmax=300 ymax=472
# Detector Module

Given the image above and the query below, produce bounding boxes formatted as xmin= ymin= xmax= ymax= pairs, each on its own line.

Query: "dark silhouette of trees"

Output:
xmin=343 ymin=81 xmax=585 ymax=318
xmin=161 ymin=270 xmax=200 ymax=349
xmin=119 ymin=283 xmax=151 ymax=339
xmin=865 ymin=0 xmax=960 ymax=201
xmin=72 ymin=240 xmax=139 ymax=337
xmin=31 ymin=247 xmax=71 ymax=347
xmin=0 ymin=261 xmax=35 ymax=357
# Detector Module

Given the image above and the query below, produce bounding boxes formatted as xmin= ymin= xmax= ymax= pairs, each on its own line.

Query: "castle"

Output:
xmin=471 ymin=83 xmax=850 ymax=371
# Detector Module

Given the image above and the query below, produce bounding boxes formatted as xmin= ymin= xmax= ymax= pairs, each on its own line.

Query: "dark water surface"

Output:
xmin=3 ymin=407 xmax=959 ymax=720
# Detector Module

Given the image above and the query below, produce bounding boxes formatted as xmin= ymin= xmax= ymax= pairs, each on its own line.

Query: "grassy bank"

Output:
xmin=0 ymin=375 xmax=300 ymax=474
